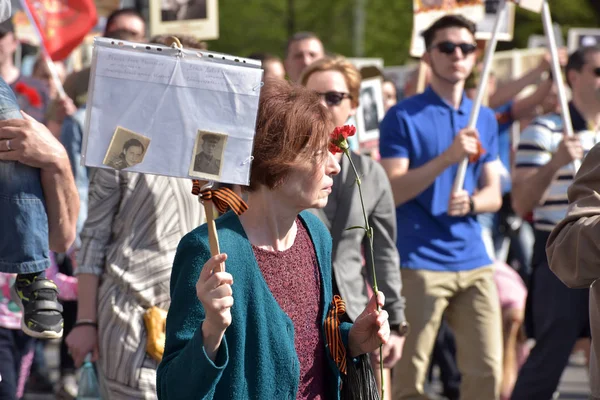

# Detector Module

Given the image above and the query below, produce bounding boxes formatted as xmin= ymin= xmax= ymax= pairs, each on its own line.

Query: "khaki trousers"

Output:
xmin=392 ymin=266 xmax=503 ymax=400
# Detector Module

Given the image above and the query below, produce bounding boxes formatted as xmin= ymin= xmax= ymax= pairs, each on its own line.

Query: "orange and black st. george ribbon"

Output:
xmin=325 ymin=295 xmax=347 ymax=375
xmin=191 ymin=179 xmax=248 ymax=215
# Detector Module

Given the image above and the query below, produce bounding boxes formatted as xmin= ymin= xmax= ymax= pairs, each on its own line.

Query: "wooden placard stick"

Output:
xmin=197 ymin=180 xmax=224 ymax=272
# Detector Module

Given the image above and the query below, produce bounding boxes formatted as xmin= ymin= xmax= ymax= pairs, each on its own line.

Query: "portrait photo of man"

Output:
xmin=103 ymin=127 xmax=151 ymax=171
xmin=191 ymin=131 xmax=225 ymax=177
xmin=161 ymin=0 xmax=207 ymax=21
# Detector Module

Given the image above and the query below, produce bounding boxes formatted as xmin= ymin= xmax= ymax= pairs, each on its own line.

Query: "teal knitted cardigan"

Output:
xmin=157 ymin=210 xmax=353 ymax=400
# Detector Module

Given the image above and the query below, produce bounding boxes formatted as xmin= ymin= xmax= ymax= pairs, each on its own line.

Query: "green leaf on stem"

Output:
xmin=345 ymin=226 xmax=367 ymax=231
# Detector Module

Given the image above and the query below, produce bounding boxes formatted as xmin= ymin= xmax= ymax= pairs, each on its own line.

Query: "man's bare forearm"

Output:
xmin=41 ymin=153 xmax=79 ymax=252
xmin=489 ymin=66 xmax=545 ymax=109
xmin=386 ymin=154 xmax=452 ymax=207
xmin=511 ymin=79 xmax=553 ymax=120
xmin=512 ymin=159 xmax=561 ymax=216
xmin=76 ymin=274 xmax=99 ymax=321
xmin=472 ymin=185 xmax=502 ymax=213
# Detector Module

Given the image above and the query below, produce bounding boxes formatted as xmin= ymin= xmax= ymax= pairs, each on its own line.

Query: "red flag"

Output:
xmin=22 ymin=0 xmax=97 ymax=61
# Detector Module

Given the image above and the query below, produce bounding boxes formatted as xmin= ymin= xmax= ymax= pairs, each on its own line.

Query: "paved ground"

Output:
xmin=425 ymin=350 xmax=590 ymax=400
xmin=556 ymin=356 xmax=590 ymax=400
xmin=23 ymin=341 xmax=591 ymax=399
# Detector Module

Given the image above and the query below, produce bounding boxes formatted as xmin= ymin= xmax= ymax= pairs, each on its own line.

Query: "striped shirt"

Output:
xmin=515 ymin=103 xmax=600 ymax=232
xmin=77 ymin=168 xmax=204 ymax=399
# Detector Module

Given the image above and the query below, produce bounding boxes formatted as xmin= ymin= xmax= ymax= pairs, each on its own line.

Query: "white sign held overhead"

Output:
xmin=475 ymin=0 xmax=516 ymax=41
xmin=515 ymin=0 xmax=543 ymax=13
xmin=410 ymin=0 xmax=485 ymax=58
xmin=82 ymin=38 xmax=263 ymax=186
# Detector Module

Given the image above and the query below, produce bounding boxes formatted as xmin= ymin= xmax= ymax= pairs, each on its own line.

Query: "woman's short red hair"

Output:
xmin=248 ymin=79 xmax=333 ymax=191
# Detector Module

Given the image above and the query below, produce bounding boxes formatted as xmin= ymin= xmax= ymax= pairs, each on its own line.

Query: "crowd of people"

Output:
xmin=0 ymin=4 xmax=599 ymax=400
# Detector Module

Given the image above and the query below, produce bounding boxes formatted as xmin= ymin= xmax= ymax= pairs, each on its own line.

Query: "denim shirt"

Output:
xmin=0 ymin=77 xmax=49 ymax=273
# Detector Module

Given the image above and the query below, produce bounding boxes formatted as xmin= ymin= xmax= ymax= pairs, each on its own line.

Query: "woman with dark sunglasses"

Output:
xmin=300 ymin=56 xmax=408 ymax=399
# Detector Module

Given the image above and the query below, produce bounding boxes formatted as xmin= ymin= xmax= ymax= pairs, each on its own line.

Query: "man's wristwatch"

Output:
xmin=390 ymin=321 xmax=410 ymax=337
xmin=468 ymin=196 xmax=475 ymax=214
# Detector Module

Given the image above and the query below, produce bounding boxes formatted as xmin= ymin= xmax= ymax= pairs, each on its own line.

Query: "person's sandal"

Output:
xmin=11 ymin=276 xmax=64 ymax=339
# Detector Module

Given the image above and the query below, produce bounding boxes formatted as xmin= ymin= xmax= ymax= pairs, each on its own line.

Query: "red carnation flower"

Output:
xmin=14 ymin=81 xmax=42 ymax=108
xmin=329 ymin=125 xmax=356 ymax=154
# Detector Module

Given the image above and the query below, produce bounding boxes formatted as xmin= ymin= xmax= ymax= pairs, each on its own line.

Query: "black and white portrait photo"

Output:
xmin=189 ymin=130 xmax=227 ymax=179
xmin=361 ymin=87 xmax=379 ymax=133
xmin=161 ymin=0 xmax=207 ymax=22
xmin=356 ymin=78 xmax=385 ymax=144
xmin=102 ymin=127 xmax=151 ymax=171
xmin=149 ymin=0 xmax=218 ymax=40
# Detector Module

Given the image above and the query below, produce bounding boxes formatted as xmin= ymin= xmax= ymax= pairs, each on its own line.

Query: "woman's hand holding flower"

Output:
xmin=348 ymin=291 xmax=390 ymax=358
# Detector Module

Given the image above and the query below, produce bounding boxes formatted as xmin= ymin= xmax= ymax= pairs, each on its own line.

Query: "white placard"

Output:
xmin=356 ymin=77 xmax=384 ymax=144
xmin=567 ymin=28 xmax=600 ymax=53
xmin=347 ymin=57 xmax=385 ymax=71
xmin=82 ymin=38 xmax=263 ymax=186
xmin=410 ymin=0 xmax=485 ymax=58
xmin=528 ymin=23 xmax=563 ymax=48
xmin=517 ymin=0 xmax=543 ymax=13
xmin=475 ymin=1 xmax=516 ymax=41
xmin=149 ymin=0 xmax=219 ymax=40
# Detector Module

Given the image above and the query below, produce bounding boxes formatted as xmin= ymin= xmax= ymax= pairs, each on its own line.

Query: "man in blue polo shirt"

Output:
xmin=379 ymin=15 xmax=503 ymax=400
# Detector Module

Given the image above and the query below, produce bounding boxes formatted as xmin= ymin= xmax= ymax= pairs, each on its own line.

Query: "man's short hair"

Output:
xmin=422 ymin=15 xmax=477 ymax=50
xmin=104 ymin=8 xmax=144 ymax=36
xmin=202 ymin=134 xmax=219 ymax=144
xmin=285 ymin=31 xmax=321 ymax=57
xmin=566 ymin=45 xmax=600 ymax=87
xmin=123 ymin=138 xmax=144 ymax=153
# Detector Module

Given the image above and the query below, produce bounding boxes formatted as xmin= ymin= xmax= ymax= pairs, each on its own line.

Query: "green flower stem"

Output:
xmin=344 ymin=148 xmax=384 ymax=399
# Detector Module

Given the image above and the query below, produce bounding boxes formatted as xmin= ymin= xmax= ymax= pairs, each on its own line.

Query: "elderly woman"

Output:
xmin=300 ymin=56 xmax=406 ymax=399
xmin=157 ymin=79 xmax=390 ymax=399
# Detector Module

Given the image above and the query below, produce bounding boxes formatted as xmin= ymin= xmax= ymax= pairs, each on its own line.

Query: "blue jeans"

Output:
xmin=0 ymin=77 xmax=49 ymax=273
xmin=0 ymin=327 xmax=35 ymax=400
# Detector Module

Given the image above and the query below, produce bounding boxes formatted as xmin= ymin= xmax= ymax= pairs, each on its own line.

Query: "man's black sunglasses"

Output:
xmin=317 ymin=91 xmax=352 ymax=106
xmin=431 ymin=41 xmax=477 ymax=56
xmin=594 ymin=67 xmax=600 ymax=77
